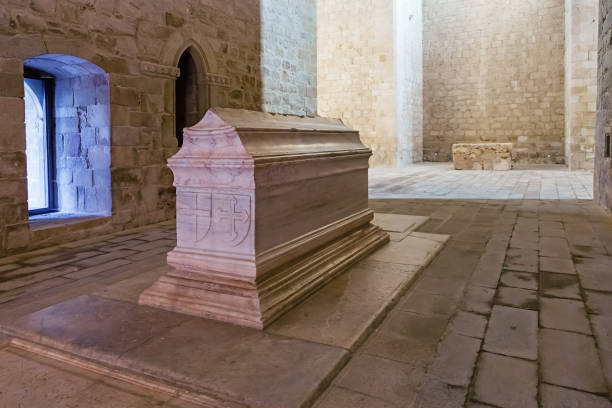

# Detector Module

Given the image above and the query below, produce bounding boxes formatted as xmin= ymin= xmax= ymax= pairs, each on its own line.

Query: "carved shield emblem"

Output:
xmin=177 ymin=192 xmax=212 ymax=244
xmin=213 ymin=194 xmax=251 ymax=246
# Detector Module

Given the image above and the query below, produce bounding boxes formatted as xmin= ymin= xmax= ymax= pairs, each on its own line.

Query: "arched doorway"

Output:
xmin=175 ymin=47 xmax=209 ymax=147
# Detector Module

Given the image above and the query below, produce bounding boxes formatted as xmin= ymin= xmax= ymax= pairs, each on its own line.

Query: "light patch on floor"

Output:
xmin=369 ymin=163 xmax=594 ymax=200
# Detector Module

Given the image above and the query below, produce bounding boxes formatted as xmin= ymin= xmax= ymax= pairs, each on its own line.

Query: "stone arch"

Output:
xmin=24 ymin=54 xmax=111 ymax=215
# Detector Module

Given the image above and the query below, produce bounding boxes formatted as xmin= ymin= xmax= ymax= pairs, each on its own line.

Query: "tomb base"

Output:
xmin=140 ymin=218 xmax=389 ymax=329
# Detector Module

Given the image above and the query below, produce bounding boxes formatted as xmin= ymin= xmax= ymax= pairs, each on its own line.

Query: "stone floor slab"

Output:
xmin=1 ymin=295 xmax=350 ymax=408
xmin=496 ymin=286 xmax=538 ymax=310
xmin=448 ymin=311 xmax=487 ymax=339
xmin=540 ymin=298 xmax=592 ymax=334
xmin=483 ymin=305 xmax=538 ymax=360
xmin=363 ymin=310 xmax=448 ymax=367
xmin=334 ymin=354 xmax=424 ymax=406
xmin=541 ymin=272 xmax=582 ymax=300
xmin=540 ymin=256 xmax=576 ymax=274
xmin=473 ymin=352 xmax=538 ymax=408
xmin=428 ymin=333 xmax=481 ymax=387
xmin=267 ymin=259 xmax=418 ymax=349
xmin=539 ymin=329 xmax=608 ymax=394
xmin=540 ymin=384 xmax=611 ymax=408
xmin=500 ymin=270 xmax=538 ymax=290
xmin=314 ymin=386 xmax=396 ymax=408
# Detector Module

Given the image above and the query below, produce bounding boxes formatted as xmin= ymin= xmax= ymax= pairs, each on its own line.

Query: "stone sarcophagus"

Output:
xmin=139 ymin=108 xmax=389 ymax=329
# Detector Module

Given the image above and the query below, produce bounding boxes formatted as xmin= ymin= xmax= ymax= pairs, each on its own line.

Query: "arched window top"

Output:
xmin=24 ymin=54 xmax=106 ymax=79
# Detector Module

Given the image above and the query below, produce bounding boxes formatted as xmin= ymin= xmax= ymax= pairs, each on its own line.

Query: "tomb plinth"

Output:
xmin=452 ymin=143 xmax=513 ymax=170
xmin=139 ymin=108 xmax=389 ymax=329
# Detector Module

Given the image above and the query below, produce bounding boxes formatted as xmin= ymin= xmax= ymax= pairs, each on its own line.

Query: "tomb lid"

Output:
xmin=177 ymin=108 xmax=370 ymax=160
xmin=190 ymin=107 xmax=353 ymax=132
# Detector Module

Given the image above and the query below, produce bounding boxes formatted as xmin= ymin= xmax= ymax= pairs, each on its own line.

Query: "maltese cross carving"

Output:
xmin=213 ymin=194 xmax=251 ymax=246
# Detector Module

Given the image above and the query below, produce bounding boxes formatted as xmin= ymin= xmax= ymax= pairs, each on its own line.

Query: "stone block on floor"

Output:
xmin=452 ymin=143 xmax=513 ymax=171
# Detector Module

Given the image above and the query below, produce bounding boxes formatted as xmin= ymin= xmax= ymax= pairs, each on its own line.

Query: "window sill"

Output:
xmin=29 ymin=212 xmax=111 ymax=232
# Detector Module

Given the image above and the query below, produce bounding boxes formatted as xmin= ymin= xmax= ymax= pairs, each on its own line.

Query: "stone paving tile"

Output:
xmin=483 ymin=305 xmax=538 ymax=360
xmin=540 ymin=256 xmax=576 ymax=274
xmin=428 ymin=333 xmax=481 ymax=387
xmin=540 ymin=328 xmax=608 ymax=393
xmin=334 ymin=354 xmax=424 ymax=406
xmin=473 ymin=352 xmax=538 ymax=408
xmin=504 ymin=248 xmax=538 ymax=273
xmin=412 ymin=376 xmax=467 ymax=408
xmin=500 ymin=270 xmax=538 ymax=290
xmin=540 ymin=384 xmax=611 ymax=408
xmin=541 ymin=272 xmax=582 ymax=300
xmin=363 ymin=310 xmax=448 ymax=367
xmin=540 ymin=297 xmax=592 ymax=334
xmin=584 ymin=291 xmax=612 ymax=315
xmin=461 ymin=285 xmax=495 ymax=315
xmin=315 ymin=386 xmax=396 ymax=408
xmin=448 ymin=311 xmax=487 ymax=339
xmin=496 ymin=286 xmax=538 ymax=310
xmin=540 ymin=237 xmax=571 ymax=258
xmin=396 ymin=289 xmax=457 ymax=317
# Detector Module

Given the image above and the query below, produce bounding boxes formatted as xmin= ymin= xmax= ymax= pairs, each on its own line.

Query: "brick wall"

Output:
xmin=423 ymin=0 xmax=566 ymax=164
xmin=0 ymin=0 xmax=317 ymax=255
xmin=596 ymin=0 xmax=612 ymax=211
xmin=566 ymin=0 xmax=598 ymax=170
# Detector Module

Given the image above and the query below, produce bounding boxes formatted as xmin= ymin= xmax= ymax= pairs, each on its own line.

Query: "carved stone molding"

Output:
xmin=140 ymin=61 xmax=180 ymax=78
xmin=206 ymin=73 xmax=230 ymax=87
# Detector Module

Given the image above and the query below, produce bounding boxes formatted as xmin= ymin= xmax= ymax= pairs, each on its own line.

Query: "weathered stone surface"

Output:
xmin=452 ymin=143 xmax=513 ymax=171
xmin=540 ymin=298 xmax=592 ymax=334
xmin=541 ymin=383 xmax=611 ymax=408
xmin=424 ymin=1 xmax=565 ymax=164
xmin=483 ymin=305 xmax=538 ymax=360
xmin=429 ymin=333 xmax=481 ymax=387
xmin=335 ymin=354 xmax=424 ymax=406
xmin=473 ymin=352 xmax=538 ymax=408
xmin=139 ymin=109 xmax=389 ymax=328
xmin=540 ymin=328 xmax=608 ymax=393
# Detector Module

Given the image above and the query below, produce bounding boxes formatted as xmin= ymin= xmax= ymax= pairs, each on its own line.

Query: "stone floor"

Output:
xmin=1 ymin=165 xmax=612 ymax=407
xmin=369 ymin=163 xmax=594 ymax=200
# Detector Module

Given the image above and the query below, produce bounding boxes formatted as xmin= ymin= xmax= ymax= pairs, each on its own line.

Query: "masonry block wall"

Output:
xmin=596 ymin=0 xmax=612 ymax=212
xmin=566 ymin=0 xmax=599 ymax=170
xmin=396 ymin=0 xmax=424 ymax=166
xmin=0 ymin=0 xmax=317 ymax=255
xmin=318 ymin=0 xmax=423 ymax=167
xmin=261 ymin=0 xmax=317 ymax=116
xmin=317 ymin=0 xmax=396 ymax=167
xmin=423 ymin=0 xmax=566 ymax=163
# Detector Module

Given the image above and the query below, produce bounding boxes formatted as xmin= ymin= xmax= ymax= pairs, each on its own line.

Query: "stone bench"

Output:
xmin=452 ymin=143 xmax=513 ymax=170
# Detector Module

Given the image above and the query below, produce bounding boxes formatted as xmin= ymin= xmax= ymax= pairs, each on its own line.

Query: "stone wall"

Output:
xmin=317 ymin=0 xmax=423 ymax=167
xmin=0 ymin=0 xmax=317 ymax=255
xmin=317 ymin=0 xmax=396 ymax=167
xmin=396 ymin=0 xmax=424 ymax=165
xmin=566 ymin=0 xmax=599 ymax=170
xmin=596 ymin=0 xmax=612 ymax=212
xmin=261 ymin=0 xmax=317 ymax=116
xmin=423 ymin=0 xmax=566 ymax=163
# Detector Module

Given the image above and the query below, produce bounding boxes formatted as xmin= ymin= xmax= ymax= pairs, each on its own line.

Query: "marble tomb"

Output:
xmin=139 ymin=108 xmax=390 ymax=328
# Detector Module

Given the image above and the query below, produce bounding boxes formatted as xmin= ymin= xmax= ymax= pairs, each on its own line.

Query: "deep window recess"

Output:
xmin=605 ymin=133 xmax=611 ymax=159
xmin=24 ymin=68 xmax=56 ymax=215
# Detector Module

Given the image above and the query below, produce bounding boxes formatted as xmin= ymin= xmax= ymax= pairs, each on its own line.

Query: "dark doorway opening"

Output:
xmin=176 ymin=49 xmax=208 ymax=147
